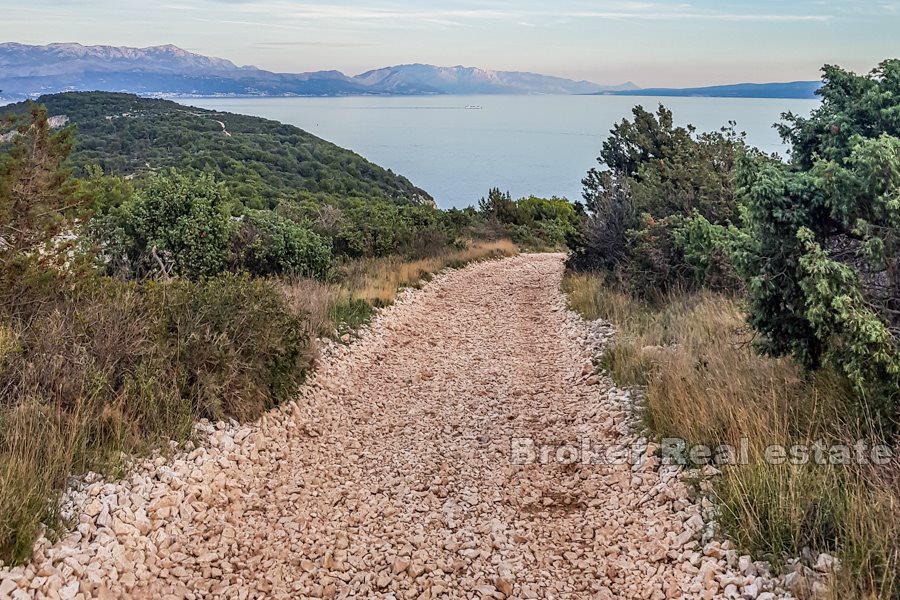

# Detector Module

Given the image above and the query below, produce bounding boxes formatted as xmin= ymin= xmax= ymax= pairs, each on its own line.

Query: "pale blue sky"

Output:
xmin=3 ymin=0 xmax=898 ymax=86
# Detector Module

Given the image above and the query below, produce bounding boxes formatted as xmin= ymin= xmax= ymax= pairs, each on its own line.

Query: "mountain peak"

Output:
xmin=352 ymin=63 xmax=627 ymax=95
xmin=0 ymin=42 xmax=242 ymax=77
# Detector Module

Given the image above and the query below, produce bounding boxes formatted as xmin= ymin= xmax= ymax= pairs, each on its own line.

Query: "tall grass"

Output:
xmin=563 ymin=272 xmax=900 ymax=599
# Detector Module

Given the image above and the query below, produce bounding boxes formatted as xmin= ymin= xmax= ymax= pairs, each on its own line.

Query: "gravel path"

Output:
xmin=1 ymin=254 xmax=786 ymax=600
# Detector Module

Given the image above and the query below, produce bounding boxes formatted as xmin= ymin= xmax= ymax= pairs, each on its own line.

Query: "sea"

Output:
xmin=180 ymin=95 xmax=819 ymax=209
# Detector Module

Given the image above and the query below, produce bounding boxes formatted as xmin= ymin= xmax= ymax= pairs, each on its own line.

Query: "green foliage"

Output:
xmin=797 ymin=229 xmax=900 ymax=413
xmin=476 ymin=188 xmax=579 ymax=249
xmin=334 ymin=199 xmax=427 ymax=258
xmin=513 ymin=195 xmax=580 ymax=249
xmin=4 ymin=92 xmax=433 ymax=208
xmin=618 ymin=213 xmax=738 ymax=298
xmin=566 ymin=171 xmax=637 ymax=272
xmin=674 ymin=212 xmax=744 ymax=292
xmin=233 ymin=210 xmax=332 ymax=278
xmin=569 ymin=105 xmax=745 ymax=297
xmin=588 ymin=105 xmax=741 ymax=224
xmin=478 ymin=188 xmax=517 ymax=222
xmin=779 ymin=59 xmax=900 ymax=170
xmin=622 ymin=215 xmax=688 ymax=297
xmin=91 ymin=170 xmax=235 ymax=280
xmin=739 ymin=60 xmax=900 ymax=409
xmin=279 ymin=195 xmax=459 ymax=260
xmin=0 ymin=262 xmax=315 ymax=562
xmin=77 ymin=164 xmax=135 ymax=214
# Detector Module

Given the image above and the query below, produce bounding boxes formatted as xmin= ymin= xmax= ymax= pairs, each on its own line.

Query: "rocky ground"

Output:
xmin=1 ymin=254 xmax=803 ymax=599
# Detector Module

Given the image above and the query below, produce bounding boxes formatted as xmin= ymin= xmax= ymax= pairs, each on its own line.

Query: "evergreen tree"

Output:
xmin=478 ymin=187 xmax=517 ymax=223
xmin=739 ymin=60 xmax=900 ymax=409
xmin=0 ymin=103 xmax=77 ymax=263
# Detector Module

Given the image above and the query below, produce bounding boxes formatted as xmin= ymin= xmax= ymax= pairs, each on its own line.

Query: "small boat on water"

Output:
xmin=464 ymin=105 xmax=483 ymax=110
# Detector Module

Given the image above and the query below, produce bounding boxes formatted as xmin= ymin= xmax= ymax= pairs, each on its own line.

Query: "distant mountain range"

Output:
xmin=0 ymin=43 xmax=635 ymax=100
xmin=0 ymin=42 xmax=820 ymax=102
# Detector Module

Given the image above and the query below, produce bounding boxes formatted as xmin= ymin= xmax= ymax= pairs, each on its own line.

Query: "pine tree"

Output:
xmin=0 ymin=103 xmax=77 ymax=264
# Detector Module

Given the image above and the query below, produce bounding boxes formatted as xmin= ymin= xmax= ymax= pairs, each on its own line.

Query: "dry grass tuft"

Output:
xmin=280 ymin=277 xmax=336 ymax=340
xmin=563 ymin=272 xmax=900 ymax=599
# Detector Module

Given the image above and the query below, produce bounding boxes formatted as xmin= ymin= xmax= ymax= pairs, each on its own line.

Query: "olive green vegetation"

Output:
xmin=477 ymin=188 xmax=580 ymax=250
xmin=4 ymin=91 xmax=433 ymax=208
xmin=78 ymin=171 xmax=563 ymax=283
xmin=87 ymin=171 xmax=333 ymax=281
xmin=739 ymin=61 xmax=900 ymax=413
xmin=0 ymin=264 xmax=317 ymax=563
xmin=566 ymin=59 xmax=900 ymax=598
xmin=568 ymin=103 xmax=745 ymax=297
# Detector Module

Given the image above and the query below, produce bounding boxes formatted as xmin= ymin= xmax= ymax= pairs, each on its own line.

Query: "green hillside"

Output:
xmin=2 ymin=92 xmax=433 ymax=208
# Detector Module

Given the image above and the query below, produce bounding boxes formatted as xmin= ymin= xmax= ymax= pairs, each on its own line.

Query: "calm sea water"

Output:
xmin=181 ymin=95 xmax=819 ymax=209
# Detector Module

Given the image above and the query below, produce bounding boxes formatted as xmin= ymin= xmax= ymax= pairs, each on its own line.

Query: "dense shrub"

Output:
xmin=585 ymin=105 xmax=741 ymax=223
xmin=333 ymin=200 xmax=408 ymax=258
xmin=674 ymin=213 xmax=744 ymax=292
xmin=566 ymin=172 xmax=636 ymax=272
xmin=0 ymin=265 xmax=316 ymax=427
xmin=232 ymin=210 xmax=332 ymax=278
xmin=0 ymin=264 xmax=315 ymax=562
xmin=620 ymin=214 xmax=742 ymax=299
xmin=161 ymin=273 xmax=313 ymax=421
xmin=622 ymin=216 xmax=686 ymax=297
xmin=477 ymin=188 xmax=579 ymax=249
xmin=91 ymin=170 xmax=235 ymax=280
xmin=478 ymin=188 xmax=519 ymax=224
xmin=277 ymin=196 xmax=459 ymax=260
xmin=738 ymin=60 xmax=900 ymax=410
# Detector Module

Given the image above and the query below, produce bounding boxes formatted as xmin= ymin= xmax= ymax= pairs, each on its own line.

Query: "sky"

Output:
xmin=2 ymin=0 xmax=899 ymax=87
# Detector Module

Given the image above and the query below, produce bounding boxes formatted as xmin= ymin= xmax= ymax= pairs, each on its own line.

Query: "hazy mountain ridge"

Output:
xmin=0 ymin=43 xmax=818 ymax=101
xmin=0 ymin=43 xmax=632 ymax=99
xmin=0 ymin=42 xmax=248 ymax=77
xmin=354 ymin=64 xmax=638 ymax=95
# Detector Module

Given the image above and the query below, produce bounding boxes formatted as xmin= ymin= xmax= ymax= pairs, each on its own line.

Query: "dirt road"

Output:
xmin=1 ymin=254 xmax=771 ymax=599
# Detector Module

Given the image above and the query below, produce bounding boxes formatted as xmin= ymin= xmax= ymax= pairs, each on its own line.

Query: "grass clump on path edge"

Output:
xmin=563 ymin=272 xmax=900 ymax=600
